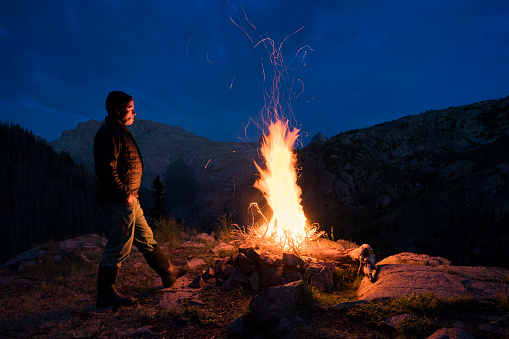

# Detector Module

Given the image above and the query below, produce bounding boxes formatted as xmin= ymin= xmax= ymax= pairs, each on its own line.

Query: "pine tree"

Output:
xmin=150 ymin=175 xmax=167 ymax=220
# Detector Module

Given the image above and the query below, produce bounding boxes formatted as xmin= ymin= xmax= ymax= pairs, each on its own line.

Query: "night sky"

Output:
xmin=1 ymin=0 xmax=508 ymax=144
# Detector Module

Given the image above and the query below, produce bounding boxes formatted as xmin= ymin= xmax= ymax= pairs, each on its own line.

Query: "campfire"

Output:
xmin=243 ymin=118 xmax=323 ymax=254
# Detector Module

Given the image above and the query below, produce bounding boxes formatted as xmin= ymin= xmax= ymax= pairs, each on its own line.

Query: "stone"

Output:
xmin=211 ymin=242 xmax=235 ymax=254
xmin=260 ymin=265 xmax=283 ymax=288
xmin=236 ymin=253 xmax=255 ymax=266
xmin=378 ymin=252 xmax=451 ymax=267
xmin=188 ymin=276 xmax=205 ymax=289
xmin=17 ymin=261 xmax=36 ymax=271
xmin=282 ymin=253 xmax=305 ymax=267
xmin=191 ymin=233 xmax=214 ymax=242
xmin=260 ymin=253 xmax=282 ymax=267
xmin=187 ymin=258 xmax=206 ymax=269
xmin=479 ymin=314 xmax=509 ymax=336
xmin=249 ymin=280 xmax=311 ymax=322
xmin=229 ymin=315 xmax=244 ymax=334
xmin=357 ymin=264 xmax=509 ymax=301
xmin=249 ymin=271 xmax=261 ymax=291
xmin=181 ymin=241 xmax=205 ymax=248
xmin=59 ymin=240 xmax=84 ymax=252
xmin=384 ymin=314 xmax=416 ymax=329
xmin=303 ymin=264 xmax=322 ymax=280
xmin=426 ymin=326 xmax=474 ymax=339
xmin=238 ymin=264 xmax=256 ymax=274
xmin=219 ymin=265 xmax=234 ymax=281
xmin=231 ymin=267 xmax=250 ymax=285
xmin=212 ymin=259 xmax=227 ymax=276
xmin=221 ymin=278 xmax=243 ymax=292
xmin=284 ymin=271 xmax=303 ymax=283
xmin=276 ymin=317 xmax=292 ymax=336
xmin=188 ymin=299 xmax=204 ymax=307
xmin=309 ymin=266 xmax=334 ymax=290
xmin=202 ymin=267 xmax=215 ymax=280
xmin=244 ymin=248 xmax=261 ymax=264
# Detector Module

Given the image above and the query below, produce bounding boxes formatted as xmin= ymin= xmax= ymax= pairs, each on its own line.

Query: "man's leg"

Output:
xmin=130 ymin=199 xmax=189 ymax=288
xmin=96 ymin=202 xmax=137 ymax=307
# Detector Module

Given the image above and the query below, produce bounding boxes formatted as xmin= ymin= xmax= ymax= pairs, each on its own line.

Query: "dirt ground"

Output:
xmin=0 ymin=235 xmax=507 ymax=338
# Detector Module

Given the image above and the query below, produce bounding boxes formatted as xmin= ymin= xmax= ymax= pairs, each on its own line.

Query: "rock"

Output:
xmin=309 ymin=266 xmax=334 ymax=290
xmin=384 ymin=314 xmax=416 ymax=329
xmin=260 ymin=253 xmax=282 ymax=267
xmin=221 ymin=278 xmax=243 ymax=292
xmin=187 ymin=258 xmax=207 ymax=269
xmin=211 ymin=242 xmax=235 ymax=254
xmin=260 ymin=265 xmax=283 ymax=288
xmin=188 ymin=299 xmax=204 ymax=307
xmin=357 ymin=264 xmax=509 ymax=300
xmin=244 ymin=248 xmax=261 ymax=264
xmin=131 ymin=325 xmax=153 ymax=335
xmin=59 ymin=240 xmax=84 ymax=252
xmin=191 ymin=233 xmax=214 ymax=242
xmin=282 ymin=253 xmax=305 ymax=267
xmin=249 ymin=271 xmax=261 ymax=291
xmin=229 ymin=315 xmax=244 ymax=334
xmin=284 ymin=271 xmax=303 ymax=283
xmin=249 ymin=280 xmax=311 ymax=322
xmin=181 ymin=241 xmax=205 ymax=248
xmin=188 ymin=276 xmax=204 ymax=289
xmin=231 ymin=267 xmax=250 ymax=285
xmin=479 ymin=314 xmax=509 ymax=336
xmin=1 ymin=248 xmax=45 ymax=270
xmin=378 ymin=252 xmax=451 ymax=267
xmin=18 ymin=261 xmax=36 ymax=271
xmin=276 ymin=317 xmax=292 ymax=336
xmin=426 ymin=322 xmax=474 ymax=339
xmin=293 ymin=315 xmax=309 ymax=328
xmin=202 ymin=267 xmax=215 ymax=280
xmin=236 ymin=253 xmax=255 ymax=266
xmin=158 ymin=290 xmax=194 ymax=310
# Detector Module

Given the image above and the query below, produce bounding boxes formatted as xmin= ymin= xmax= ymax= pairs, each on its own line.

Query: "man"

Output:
xmin=94 ymin=91 xmax=189 ymax=308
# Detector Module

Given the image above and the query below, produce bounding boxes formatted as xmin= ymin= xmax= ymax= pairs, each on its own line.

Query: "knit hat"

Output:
xmin=105 ymin=91 xmax=133 ymax=113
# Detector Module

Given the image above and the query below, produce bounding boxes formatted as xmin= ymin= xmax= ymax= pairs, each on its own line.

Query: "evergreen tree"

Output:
xmin=150 ymin=175 xmax=167 ymax=220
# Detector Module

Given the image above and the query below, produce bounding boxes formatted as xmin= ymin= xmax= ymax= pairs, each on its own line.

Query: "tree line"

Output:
xmin=0 ymin=122 xmax=104 ymax=265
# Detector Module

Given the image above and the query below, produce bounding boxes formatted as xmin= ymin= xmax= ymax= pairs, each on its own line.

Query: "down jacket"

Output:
xmin=94 ymin=116 xmax=144 ymax=204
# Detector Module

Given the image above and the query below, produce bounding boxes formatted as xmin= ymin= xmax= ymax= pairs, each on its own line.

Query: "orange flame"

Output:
xmin=251 ymin=119 xmax=315 ymax=252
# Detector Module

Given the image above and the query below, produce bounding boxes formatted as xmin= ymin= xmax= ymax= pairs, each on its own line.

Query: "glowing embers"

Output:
xmin=248 ymin=119 xmax=322 ymax=254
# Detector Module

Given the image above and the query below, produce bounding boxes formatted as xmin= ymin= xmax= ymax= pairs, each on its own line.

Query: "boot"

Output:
xmin=143 ymin=246 xmax=190 ymax=288
xmin=96 ymin=264 xmax=135 ymax=308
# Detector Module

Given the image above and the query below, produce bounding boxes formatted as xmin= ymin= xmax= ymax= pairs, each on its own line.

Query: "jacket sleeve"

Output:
xmin=94 ymin=126 xmax=130 ymax=203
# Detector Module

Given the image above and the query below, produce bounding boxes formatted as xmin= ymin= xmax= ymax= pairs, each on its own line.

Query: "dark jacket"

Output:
xmin=94 ymin=116 xmax=144 ymax=204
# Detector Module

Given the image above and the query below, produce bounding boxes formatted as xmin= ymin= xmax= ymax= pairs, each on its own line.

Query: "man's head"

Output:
xmin=105 ymin=91 xmax=136 ymax=126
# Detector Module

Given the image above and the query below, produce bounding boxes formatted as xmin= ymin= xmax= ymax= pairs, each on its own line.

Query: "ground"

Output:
xmin=0 ymin=234 xmax=507 ymax=338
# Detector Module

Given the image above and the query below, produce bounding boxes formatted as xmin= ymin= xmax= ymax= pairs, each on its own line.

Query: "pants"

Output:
xmin=99 ymin=198 xmax=158 ymax=267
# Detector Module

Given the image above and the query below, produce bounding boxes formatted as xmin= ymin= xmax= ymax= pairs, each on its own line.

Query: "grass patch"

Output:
xmin=152 ymin=216 xmax=186 ymax=244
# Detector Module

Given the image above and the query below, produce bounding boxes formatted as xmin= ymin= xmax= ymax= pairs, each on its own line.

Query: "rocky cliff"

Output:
xmin=298 ymin=96 xmax=509 ymax=267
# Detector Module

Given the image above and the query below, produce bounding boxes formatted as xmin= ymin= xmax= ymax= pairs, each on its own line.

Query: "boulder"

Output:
xmin=358 ymin=264 xmax=509 ymax=301
xmin=249 ymin=280 xmax=311 ymax=322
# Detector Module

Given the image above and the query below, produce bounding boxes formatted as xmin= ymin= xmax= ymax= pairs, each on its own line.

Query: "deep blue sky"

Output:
xmin=1 ymin=1 xmax=508 ymax=144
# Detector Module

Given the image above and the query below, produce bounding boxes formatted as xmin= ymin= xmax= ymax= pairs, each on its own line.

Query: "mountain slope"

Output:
xmin=298 ymin=96 xmax=509 ymax=267
xmin=50 ymin=119 xmax=263 ymax=229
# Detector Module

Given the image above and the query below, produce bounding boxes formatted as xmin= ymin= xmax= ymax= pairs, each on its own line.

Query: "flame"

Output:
xmin=250 ymin=119 xmax=317 ymax=253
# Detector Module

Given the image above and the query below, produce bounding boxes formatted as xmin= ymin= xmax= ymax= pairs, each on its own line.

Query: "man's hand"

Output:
xmin=123 ymin=194 xmax=136 ymax=206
